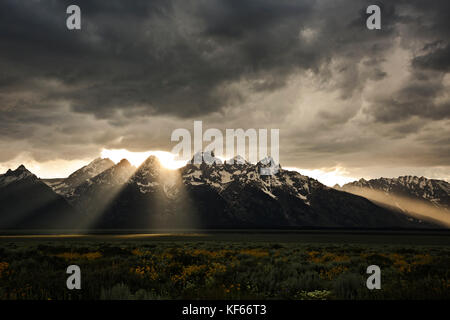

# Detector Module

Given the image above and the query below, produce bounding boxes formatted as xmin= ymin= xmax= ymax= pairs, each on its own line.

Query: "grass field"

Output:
xmin=0 ymin=231 xmax=449 ymax=300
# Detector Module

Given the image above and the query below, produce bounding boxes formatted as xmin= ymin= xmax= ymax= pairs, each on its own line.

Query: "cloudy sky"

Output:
xmin=0 ymin=0 xmax=449 ymax=186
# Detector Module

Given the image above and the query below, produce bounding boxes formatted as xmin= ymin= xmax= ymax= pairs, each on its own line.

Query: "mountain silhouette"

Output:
xmin=1 ymin=157 xmax=447 ymax=230
xmin=0 ymin=165 xmax=75 ymax=229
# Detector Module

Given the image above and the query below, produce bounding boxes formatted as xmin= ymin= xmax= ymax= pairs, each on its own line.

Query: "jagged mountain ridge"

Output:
xmin=1 ymin=156 xmax=446 ymax=229
xmin=341 ymin=176 xmax=450 ymax=213
xmin=0 ymin=165 xmax=36 ymax=187
xmin=338 ymin=176 xmax=450 ymax=227
xmin=177 ymin=156 xmax=430 ymax=228
xmin=47 ymin=153 xmax=436 ymax=229
xmin=340 ymin=176 xmax=449 ymax=211
xmin=44 ymin=157 xmax=115 ymax=198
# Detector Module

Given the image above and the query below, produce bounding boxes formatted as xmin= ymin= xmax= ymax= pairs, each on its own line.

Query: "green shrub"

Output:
xmin=100 ymin=283 xmax=133 ymax=300
xmin=333 ymin=273 xmax=363 ymax=300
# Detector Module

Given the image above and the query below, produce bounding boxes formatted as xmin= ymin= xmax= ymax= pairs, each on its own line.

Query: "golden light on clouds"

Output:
xmin=0 ymin=150 xmax=359 ymax=186
xmin=284 ymin=166 xmax=357 ymax=187
xmin=4 ymin=150 xmax=446 ymax=187
xmin=100 ymin=149 xmax=187 ymax=170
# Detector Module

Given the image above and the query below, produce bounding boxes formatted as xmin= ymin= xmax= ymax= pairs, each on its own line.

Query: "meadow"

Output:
xmin=0 ymin=231 xmax=449 ymax=300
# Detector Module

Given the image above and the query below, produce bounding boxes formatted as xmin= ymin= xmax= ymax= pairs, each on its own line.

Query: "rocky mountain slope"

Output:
xmin=340 ymin=176 xmax=449 ymax=210
xmin=43 ymin=157 xmax=114 ymax=198
xmin=338 ymin=176 xmax=450 ymax=226
xmin=0 ymin=165 xmax=75 ymax=229
xmin=1 ymin=156 xmax=445 ymax=229
xmin=52 ymin=153 xmax=434 ymax=229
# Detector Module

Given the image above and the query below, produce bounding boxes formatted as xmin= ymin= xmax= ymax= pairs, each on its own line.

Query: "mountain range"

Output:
xmin=0 ymin=154 xmax=448 ymax=229
xmin=337 ymin=177 xmax=450 ymax=227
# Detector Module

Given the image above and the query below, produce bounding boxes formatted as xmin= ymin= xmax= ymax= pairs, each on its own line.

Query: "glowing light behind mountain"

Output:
xmin=100 ymin=149 xmax=186 ymax=169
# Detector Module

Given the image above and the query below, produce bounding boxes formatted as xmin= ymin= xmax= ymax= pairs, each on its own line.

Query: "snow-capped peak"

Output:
xmin=257 ymin=156 xmax=280 ymax=167
xmin=67 ymin=157 xmax=114 ymax=182
xmin=227 ymin=155 xmax=249 ymax=165
xmin=88 ymin=158 xmax=135 ymax=186
xmin=43 ymin=157 xmax=115 ymax=198
xmin=190 ymin=151 xmax=222 ymax=165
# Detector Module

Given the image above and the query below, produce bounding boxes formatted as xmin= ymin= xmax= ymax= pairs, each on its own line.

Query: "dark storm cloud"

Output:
xmin=0 ymin=0 xmax=396 ymax=119
xmin=0 ymin=0 xmax=449 ymax=173
xmin=367 ymin=79 xmax=450 ymax=123
xmin=413 ymin=44 xmax=450 ymax=72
